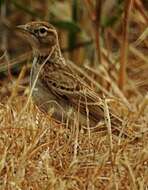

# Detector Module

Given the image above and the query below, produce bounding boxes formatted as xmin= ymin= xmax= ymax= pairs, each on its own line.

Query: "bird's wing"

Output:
xmin=41 ymin=62 xmax=100 ymax=103
xmin=40 ymin=63 xmax=121 ymax=126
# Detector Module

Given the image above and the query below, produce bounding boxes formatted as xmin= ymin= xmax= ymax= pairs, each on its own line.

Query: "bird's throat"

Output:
xmin=34 ymin=45 xmax=65 ymax=66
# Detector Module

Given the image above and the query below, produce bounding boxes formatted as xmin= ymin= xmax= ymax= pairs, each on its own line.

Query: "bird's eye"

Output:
xmin=38 ymin=27 xmax=47 ymax=37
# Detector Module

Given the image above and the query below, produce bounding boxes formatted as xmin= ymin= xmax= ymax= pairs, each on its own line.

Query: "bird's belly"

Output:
xmin=31 ymin=81 xmax=75 ymax=123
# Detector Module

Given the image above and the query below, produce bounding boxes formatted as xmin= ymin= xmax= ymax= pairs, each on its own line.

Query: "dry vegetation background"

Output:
xmin=0 ymin=0 xmax=148 ymax=189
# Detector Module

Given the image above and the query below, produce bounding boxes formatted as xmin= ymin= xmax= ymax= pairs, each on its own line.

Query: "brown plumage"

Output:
xmin=16 ymin=21 xmax=122 ymax=130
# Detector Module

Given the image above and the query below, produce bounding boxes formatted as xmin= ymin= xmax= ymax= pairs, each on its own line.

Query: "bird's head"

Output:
xmin=16 ymin=21 xmax=59 ymax=55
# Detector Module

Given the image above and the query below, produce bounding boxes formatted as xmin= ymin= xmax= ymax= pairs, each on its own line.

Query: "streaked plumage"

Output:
xmin=16 ymin=21 xmax=122 ymax=130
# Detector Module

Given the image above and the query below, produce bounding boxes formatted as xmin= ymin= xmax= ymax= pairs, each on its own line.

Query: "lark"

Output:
xmin=16 ymin=21 xmax=122 ymax=130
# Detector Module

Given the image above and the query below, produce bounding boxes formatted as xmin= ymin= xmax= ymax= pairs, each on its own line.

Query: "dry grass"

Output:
xmin=0 ymin=0 xmax=148 ymax=189
xmin=0 ymin=70 xmax=147 ymax=189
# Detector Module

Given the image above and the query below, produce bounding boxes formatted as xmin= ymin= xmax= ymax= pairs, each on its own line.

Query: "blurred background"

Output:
xmin=0 ymin=0 xmax=148 ymax=101
xmin=0 ymin=2 xmax=148 ymax=189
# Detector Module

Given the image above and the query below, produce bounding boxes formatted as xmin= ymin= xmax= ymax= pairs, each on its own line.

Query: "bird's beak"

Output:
xmin=15 ymin=24 xmax=39 ymax=53
xmin=16 ymin=24 xmax=36 ymax=40
xmin=16 ymin=25 xmax=26 ymax=30
xmin=16 ymin=24 xmax=28 ymax=33
xmin=16 ymin=24 xmax=34 ymax=42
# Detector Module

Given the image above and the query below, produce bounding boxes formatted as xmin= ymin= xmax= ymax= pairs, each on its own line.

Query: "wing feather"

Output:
xmin=40 ymin=62 xmax=110 ymax=124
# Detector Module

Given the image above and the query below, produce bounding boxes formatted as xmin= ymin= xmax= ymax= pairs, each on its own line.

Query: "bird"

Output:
xmin=16 ymin=21 xmax=123 ymax=131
